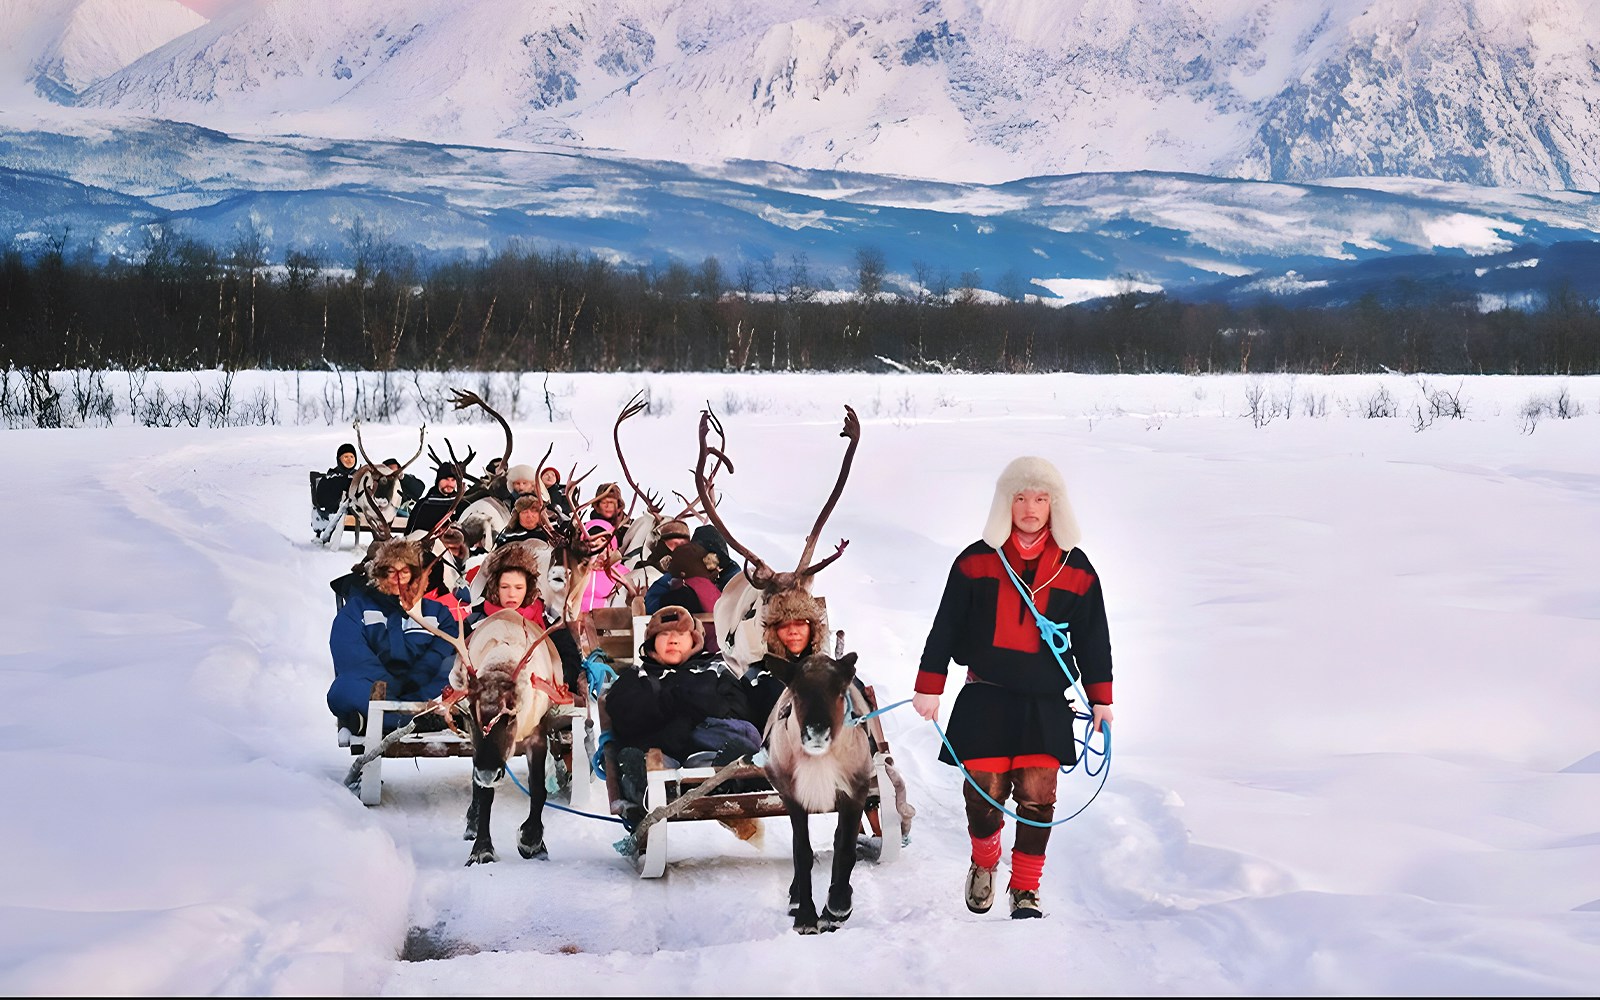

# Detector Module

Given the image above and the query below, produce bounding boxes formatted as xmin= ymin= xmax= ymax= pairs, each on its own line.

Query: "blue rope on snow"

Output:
xmin=505 ymin=761 xmax=625 ymax=825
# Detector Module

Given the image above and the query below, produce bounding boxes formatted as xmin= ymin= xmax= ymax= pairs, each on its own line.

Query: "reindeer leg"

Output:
xmin=787 ymin=803 xmax=820 ymax=934
xmin=466 ymin=781 xmax=497 ymax=865
xmin=464 ymin=793 xmax=479 ymax=841
xmin=821 ymin=791 xmax=867 ymax=931
xmin=518 ymin=734 xmax=550 ymax=860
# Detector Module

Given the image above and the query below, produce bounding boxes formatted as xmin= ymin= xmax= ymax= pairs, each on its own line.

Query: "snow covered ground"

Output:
xmin=2 ymin=371 xmax=1598 ymax=995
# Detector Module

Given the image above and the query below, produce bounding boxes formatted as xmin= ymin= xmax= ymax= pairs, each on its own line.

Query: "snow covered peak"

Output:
xmin=0 ymin=0 xmax=206 ymax=104
xmin=35 ymin=0 xmax=1600 ymax=188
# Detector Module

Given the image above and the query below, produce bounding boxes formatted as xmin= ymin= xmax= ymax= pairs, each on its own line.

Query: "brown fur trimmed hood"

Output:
xmin=761 ymin=588 xmax=829 ymax=659
xmin=366 ymin=539 xmax=423 ymax=587
xmin=479 ymin=542 xmax=542 ymax=608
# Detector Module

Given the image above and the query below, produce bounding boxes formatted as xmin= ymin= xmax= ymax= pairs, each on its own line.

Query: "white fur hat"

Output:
xmin=981 ymin=456 xmax=1082 ymax=552
xmin=506 ymin=464 xmax=539 ymax=484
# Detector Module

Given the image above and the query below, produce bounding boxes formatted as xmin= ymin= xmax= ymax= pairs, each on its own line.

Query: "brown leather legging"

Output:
xmin=963 ymin=767 xmax=1058 ymax=856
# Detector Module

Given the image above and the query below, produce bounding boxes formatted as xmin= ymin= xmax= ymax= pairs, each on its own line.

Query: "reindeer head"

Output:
xmin=350 ymin=421 xmax=427 ymax=539
xmin=787 ymin=651 xmax=859 ymax=756
xmin=400 ymin=604 xmax=556 ymax=787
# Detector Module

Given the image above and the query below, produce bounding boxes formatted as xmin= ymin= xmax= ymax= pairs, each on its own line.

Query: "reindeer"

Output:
xmin=693 ymin=405 xmax=860 ymax=673
xmin=404 ymin=603 xmax=569 ymax=865
xmin=690 ymin=405 xmax=874 ymax=931
xmin=323 ymin=422 xmax=426 ymax=550
xmin=763 ymin=647 xmax=871 ymax=933
xmin=445 ymin=388 xmax=554 ymax=552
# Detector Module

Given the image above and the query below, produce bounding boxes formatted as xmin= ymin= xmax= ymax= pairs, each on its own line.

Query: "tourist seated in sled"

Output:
xmin=692 ymin=524 xmax=741 ymax=589
xmin=578 ymin=518 xmax=630 ymax=613
xmin=604 ymin=606 xmax=765 ymax=826
xmin=539 ymin=465 xmax=574 ymax=521
xmin=312 ymin=442 xmax=359 ymax=526
xmin=643 ymin=541 xmax=724 ymax=621
xmin=327 ymin=539 xmax=459 ymax=736
xmin=463 ymin=542 xmax=584 ymax=688
xmin=494 ymin=495 xmax=558 ymax=547
xmin=641 ymin=518 xmax=693 ymax=576
xmin=507 ymin=463 xmax=542 ymax=503
xmin=589 ymin=481 xmax=630 ymax=534
xmin=405 ymin=465 xmax=463 ymax=537
xmin=743 ymin=589 xmax=831 ymax=728
xmin=422 ymin=526 xmax=473 ymax=614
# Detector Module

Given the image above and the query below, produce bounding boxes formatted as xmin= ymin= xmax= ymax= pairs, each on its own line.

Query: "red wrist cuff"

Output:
xmin=1085 ymin=681 xmax=1112 ymax=705
xmin=914 ymin=670 xmax=947 ymax=695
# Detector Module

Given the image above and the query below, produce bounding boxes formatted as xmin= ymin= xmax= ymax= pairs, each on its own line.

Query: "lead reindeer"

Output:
xmin=404 ymin=603 xmax=569 ymax=865
xmin=692 ymin=405 xmax=873 ymax=932
xmin=764 ymin=646 xmax=871 ymax=933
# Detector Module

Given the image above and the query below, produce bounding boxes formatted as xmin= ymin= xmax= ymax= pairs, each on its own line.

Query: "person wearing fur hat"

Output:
xmin=588 ymin=481 xmax=629 ymax=533
xmin=494 ymin=494 xmax=557 ymax=547
xmin=422 ymin=526 xmax=473 ymax=613
xmin=604 ymin=606 xmax=760 ymax=827
xmin=641 ymin=518 xmax=692 ymax=575
xmin=506 ymin=463 xmax=541 ymax=501
xmin=465 ymin=543 xmax=547 ymax=627
xmin=913 ymin=456 xmax=1115 ymax=921
xmin=463 ymin=542 xmax=585 ymax=689
xmin=743 ymin=588 xmax=830 ymax=728
xmin=651 ymin=541 xmax=724 ymax=619
xmin=327 ymin=538 xmax=461 ymax=736
xmin=404 ymin=464 xmax=462 ymax=537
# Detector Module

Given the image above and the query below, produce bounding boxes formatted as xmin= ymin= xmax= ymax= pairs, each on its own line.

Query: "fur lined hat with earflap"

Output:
xmin=641 ymin=605 xmax=705 ymax=659
xmin=479 ymin=543 xmax=541 ymax=608
xmin=981 ymin=456 xmax=1082 ymax=551
xmin=645 ymin=519 xmax=692 ymax=570
xmin=507 ymin=464 xmax=539 ymax=485
xmin=366 ymin=538 xmax=424 ymax=587
xmin=761 ymin=589 xmax=829 ymax=658
xmin=666 ymin=540 xmax=720 ymax=581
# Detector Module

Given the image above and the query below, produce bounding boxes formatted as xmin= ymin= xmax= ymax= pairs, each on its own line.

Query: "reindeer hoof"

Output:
xmin=466 ymin=846 xmax=497 ymax=866
xmin=518 ymin=838 xmax=549 ymax=861
xmin=794 ymin=921 xmax=821 ymax=935
xmin=820 ymin=904 xmax=852 ymax=931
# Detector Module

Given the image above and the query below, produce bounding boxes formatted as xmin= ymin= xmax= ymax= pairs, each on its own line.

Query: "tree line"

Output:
xmin=2 ymin=234 xmax=1597 ymax=375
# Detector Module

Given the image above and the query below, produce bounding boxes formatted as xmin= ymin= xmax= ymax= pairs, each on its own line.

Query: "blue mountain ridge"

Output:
xmin=2 ymin=119 xmax=1597 ymax=310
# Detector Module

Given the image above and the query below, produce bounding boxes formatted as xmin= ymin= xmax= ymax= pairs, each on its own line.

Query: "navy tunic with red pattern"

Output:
xmin=917 ymin=535 xmax=1113 ymax=767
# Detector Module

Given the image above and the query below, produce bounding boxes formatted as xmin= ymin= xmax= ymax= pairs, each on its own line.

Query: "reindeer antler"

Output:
xmin=693 ymin=405 xmax=858 ymax=593
xmin=614 ymin=390 xmax=665 ymax=517
xmin=449 ymin=388 xmax=513 ymax=497
xmin=693 ymin=408 xmax=781 ymax=588
xmin=792 ymin=405 xmax=859 ymax=577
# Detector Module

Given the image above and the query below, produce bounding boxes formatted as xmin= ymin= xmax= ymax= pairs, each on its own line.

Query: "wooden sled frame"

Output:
xmin=570 ymin=605 xmax=905 ymax=878
xmin=338 ymin=679 xmax=589 ymax=807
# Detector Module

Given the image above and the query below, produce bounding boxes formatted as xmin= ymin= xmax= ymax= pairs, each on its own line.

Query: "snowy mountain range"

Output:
xmin=3 ymin=0 xmax=1599 ymax=189
xmin=2 ymin=0 xmax=1599 ymax=308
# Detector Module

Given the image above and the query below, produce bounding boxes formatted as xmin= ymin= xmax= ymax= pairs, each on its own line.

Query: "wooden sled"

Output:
xmin=311 ymin=471 xmax=407 ymax=550
xmin=569 ymin=606 xmax=905 ymax=879
xmin=339 ymin=678 xmax=588 ymax=807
